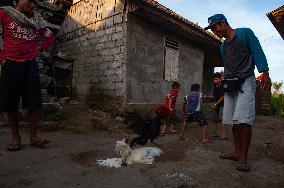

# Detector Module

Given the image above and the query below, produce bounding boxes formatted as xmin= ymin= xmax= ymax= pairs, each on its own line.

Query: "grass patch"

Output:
xmin=272 ymin=94 xmax=284 ymax=116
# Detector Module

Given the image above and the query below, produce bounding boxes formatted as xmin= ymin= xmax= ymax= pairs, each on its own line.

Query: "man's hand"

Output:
xmin=0 ymin=59 xmax=4 ymax=72
xmin=0 ymin=59 xmax=5 ymax=67
xmin=261 ymin=72 xmax=271 ymax=91
xmin=212 ymin=103 xmax=218 ymax=109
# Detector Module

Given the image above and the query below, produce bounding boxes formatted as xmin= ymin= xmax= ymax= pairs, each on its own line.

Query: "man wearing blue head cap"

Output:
xmin=205 ymin=14 xmax=271 ymax=172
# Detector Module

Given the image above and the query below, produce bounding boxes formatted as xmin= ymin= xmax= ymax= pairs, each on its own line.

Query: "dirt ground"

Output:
xmin=0 ymin=105 xmax=284 ymax=188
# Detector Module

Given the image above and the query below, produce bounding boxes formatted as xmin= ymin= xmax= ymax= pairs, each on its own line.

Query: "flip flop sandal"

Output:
xmin=212 ymin=135 xmax=220 ymax=138
xmin=220 ymin=137 xmax=229 ymax=140
xmin=219 ymin=154 xmax=240 ymax=161
xmin=192 ymin=139 xmax=200 ymax=144
xmin=178 ymin=137 xmax=185 ymax=141
xmin=7 ymin=144 xmax=21 ymax=151
xmin=168 ymin=129 xmax=178 ymax=133
xmin=236 ymin=164 xmax=250 ymax=172
xmin=30 ymin=139 xmax=50 ymax=148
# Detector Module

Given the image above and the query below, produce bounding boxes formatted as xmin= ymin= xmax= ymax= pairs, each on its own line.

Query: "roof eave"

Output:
xmin=267 ymin=5 xmax=284 ymax=40
xmin=129 ymin=0 xmax=221 ymax=46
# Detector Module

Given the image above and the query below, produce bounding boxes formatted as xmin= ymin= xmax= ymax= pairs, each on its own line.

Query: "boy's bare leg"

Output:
xmin=220 ymin=124 xmax=227 ymax=139
xmin=28 ymin=111 xmax=39 ymax=142
xmin=214 ymin=123 xmax=219 ymax=137
xmin=202 ymin=125 xmax=210 ymax=143
xmin=179 ymin=121 xmax=187 ymax=139
xmin=161 ymin=124 xmax=167 ymax=134
xmin=169 ymin=124 xmax=177 ymax=133
xmin=219 ymin=123 xmax=222 ymax=137
xmin=7 ymin=111 xmax=21 ymax=145
xmin=28 ymin=111 xmax=49 ymax=146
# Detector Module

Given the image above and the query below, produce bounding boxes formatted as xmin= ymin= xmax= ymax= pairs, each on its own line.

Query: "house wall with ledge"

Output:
xmin=126 ymin=14 xmax=205 ymax=115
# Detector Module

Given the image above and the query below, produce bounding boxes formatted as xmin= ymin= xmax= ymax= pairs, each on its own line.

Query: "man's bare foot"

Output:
xmin=161 ymin=130 xmax=170 ymax=135
xmin=168 ymin=129 xmax=177 ymax=133
xmin=30 ymin=136 xmax=50 ymax=148
xmin=7 ymin=135 xmax=21 ymax=151
xmin=219 ymin=153 xmax=240 ymax=161
xmin=236 ymin=163 xmax=250 ymax=172
xmin=213 ymin=134 xmax=220 ymax=138
xmin=202 ymin=139 xmax=212 ymax=144
xmin=220 ymin=136 xmax=228 ymax=140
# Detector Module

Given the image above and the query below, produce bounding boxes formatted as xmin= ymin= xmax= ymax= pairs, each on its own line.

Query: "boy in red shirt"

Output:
xmin=0 ymin=0 xmax=55 ymax=151
xmin=161 ymin=82 xmax=181 ymax=134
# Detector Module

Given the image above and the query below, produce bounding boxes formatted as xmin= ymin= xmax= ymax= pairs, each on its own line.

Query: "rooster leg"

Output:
xmin=121 ymin=160 xmax=128 ymax=166
xmin=130 ymin=137 xmax=140 ymax=148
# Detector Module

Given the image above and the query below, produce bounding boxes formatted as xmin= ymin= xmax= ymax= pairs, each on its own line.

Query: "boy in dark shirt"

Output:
xmin=213 ymin=72 xmax=226 ymax=139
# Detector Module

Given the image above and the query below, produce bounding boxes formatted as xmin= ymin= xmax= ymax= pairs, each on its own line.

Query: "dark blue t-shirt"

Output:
xmin=183 ymin=92 xmax=204 ymax=113
xmin=220 ymin=28 xmax=269 ymax=79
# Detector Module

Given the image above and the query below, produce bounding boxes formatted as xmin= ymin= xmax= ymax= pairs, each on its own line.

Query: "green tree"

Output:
xmin=272 ymin=81 xmax=283 ymax=96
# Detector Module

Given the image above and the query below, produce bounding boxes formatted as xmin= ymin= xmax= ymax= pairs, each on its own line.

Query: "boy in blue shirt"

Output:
xmin=179 ymin=84 xmax=212 ymax=144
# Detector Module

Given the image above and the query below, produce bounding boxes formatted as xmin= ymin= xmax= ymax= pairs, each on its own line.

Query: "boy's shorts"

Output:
xmin=0 ymin=59 xmax=42 ymax=112
xmin=184 ymin=111 xmax=208 ymax=126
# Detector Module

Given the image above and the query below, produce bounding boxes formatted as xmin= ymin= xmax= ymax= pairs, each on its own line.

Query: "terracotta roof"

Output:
xmin=267 ymin=5 xmax=284 ymax=40
xmin=135 ymin=0 xmax=221 ymax=42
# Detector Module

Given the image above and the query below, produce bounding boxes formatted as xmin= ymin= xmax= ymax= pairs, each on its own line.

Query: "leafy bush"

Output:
xmin=271 ymin=94 xmax=284 ymax=116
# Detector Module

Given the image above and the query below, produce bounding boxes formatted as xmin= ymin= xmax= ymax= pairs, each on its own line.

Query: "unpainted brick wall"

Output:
xmin=55 ymin=0 xmax=127 ymax=110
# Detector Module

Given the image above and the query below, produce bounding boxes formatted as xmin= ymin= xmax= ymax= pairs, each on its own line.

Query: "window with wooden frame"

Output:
xmin=164 ymin=37 xmax=179 ymax=81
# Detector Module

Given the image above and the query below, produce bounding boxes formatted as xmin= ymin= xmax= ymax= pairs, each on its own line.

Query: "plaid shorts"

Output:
xmin=184 ymin=111 xmax=208 ymax=126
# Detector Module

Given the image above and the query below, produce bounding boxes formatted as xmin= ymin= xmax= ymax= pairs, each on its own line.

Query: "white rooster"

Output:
xmin=97 ymin=137 xmax=163 ymax=168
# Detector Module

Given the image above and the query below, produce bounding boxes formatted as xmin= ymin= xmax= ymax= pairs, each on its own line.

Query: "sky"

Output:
xmin=157 ymin=0 xmax=284 ymax=83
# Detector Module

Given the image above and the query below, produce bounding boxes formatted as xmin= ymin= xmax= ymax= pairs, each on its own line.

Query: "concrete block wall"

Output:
xmin=55 ymin=0 xmax=127 ymax=111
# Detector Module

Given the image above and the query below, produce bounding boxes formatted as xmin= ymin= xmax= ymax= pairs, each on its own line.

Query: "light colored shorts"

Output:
xmin=222 ymin=75 xmax=256 ymax=126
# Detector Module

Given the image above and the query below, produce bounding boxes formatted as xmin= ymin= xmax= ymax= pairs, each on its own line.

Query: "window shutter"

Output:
xmin=164 ymin=37 xmax=179 ymax=81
